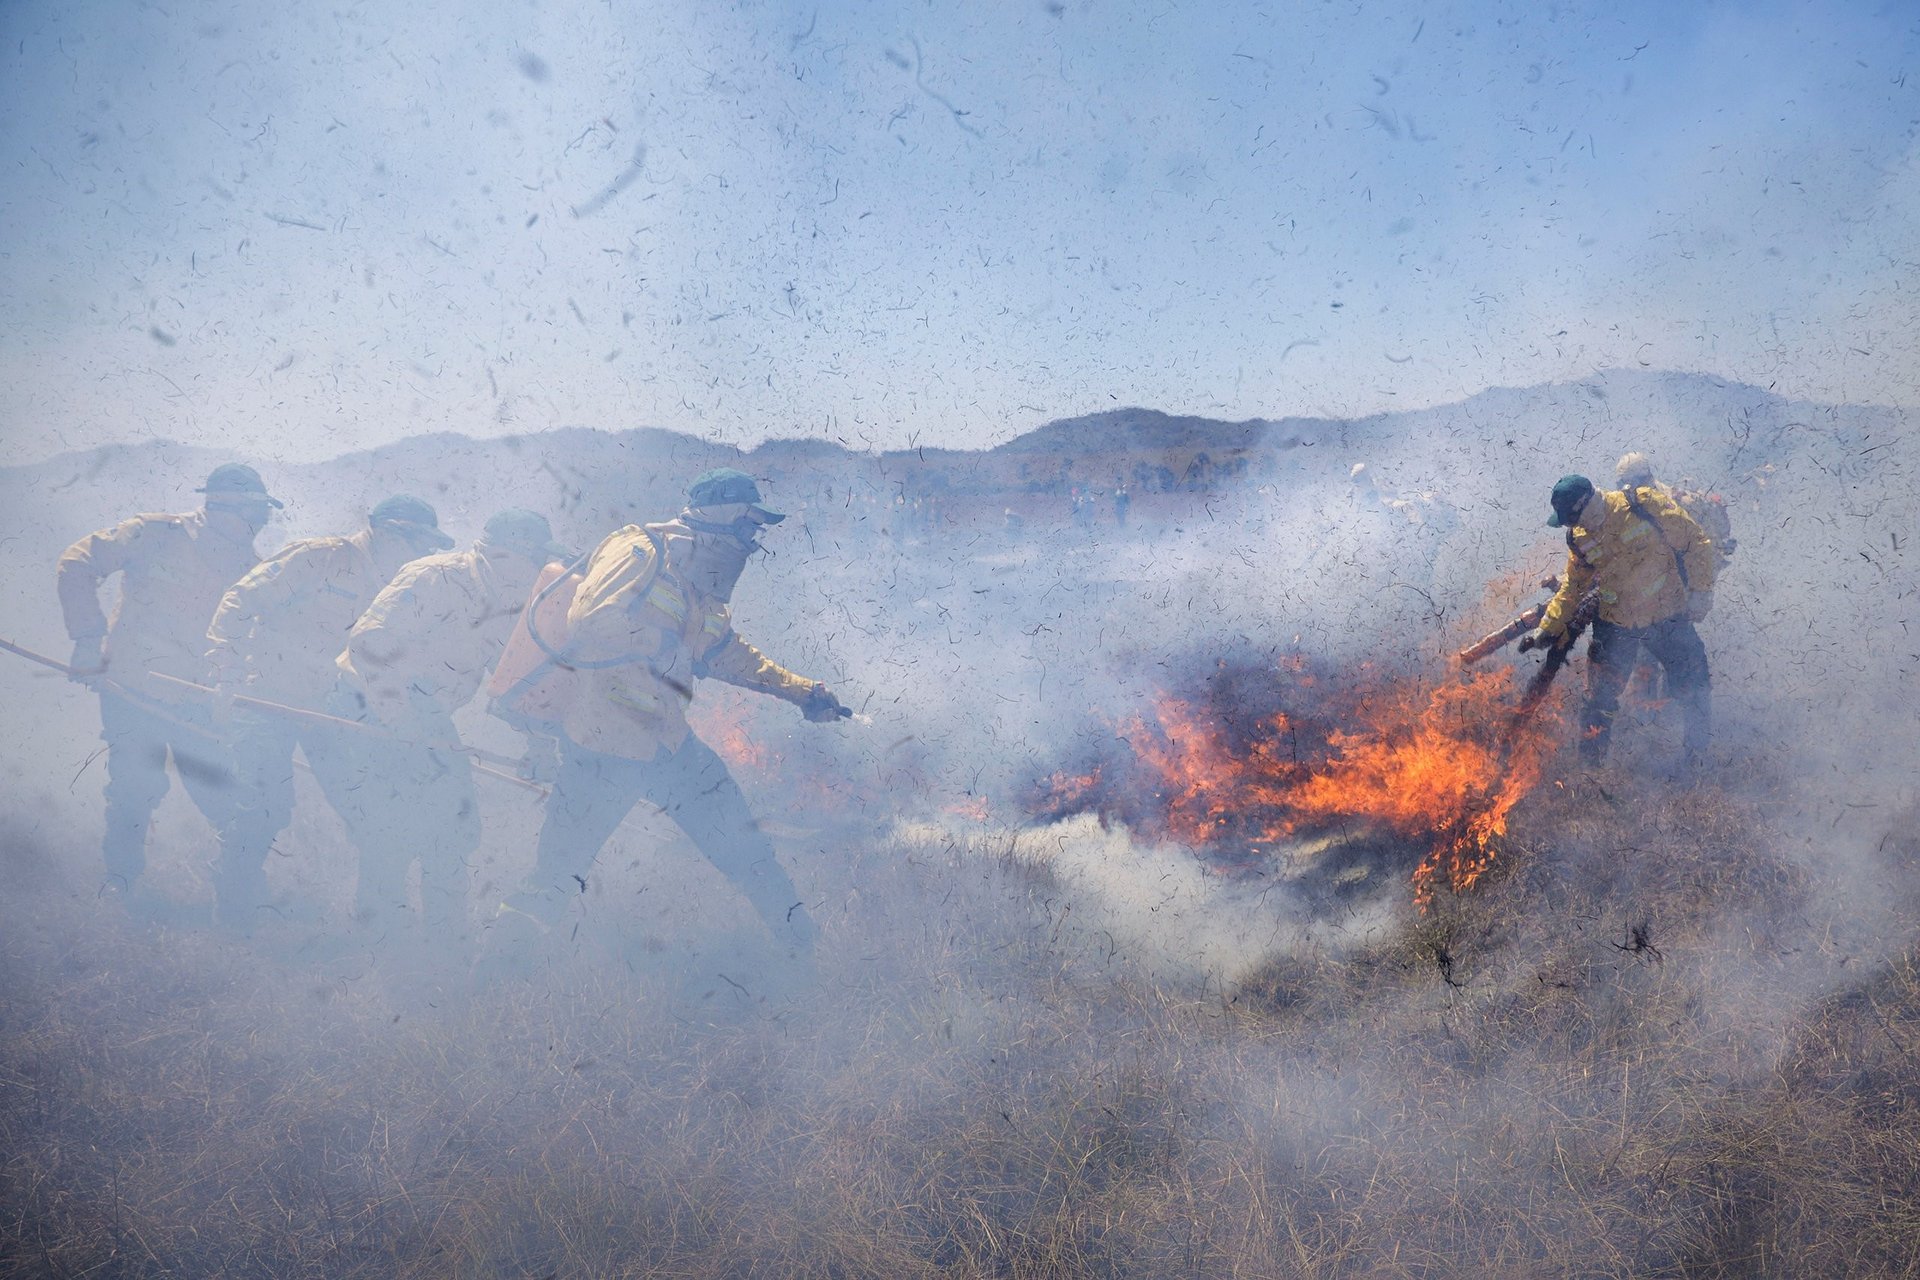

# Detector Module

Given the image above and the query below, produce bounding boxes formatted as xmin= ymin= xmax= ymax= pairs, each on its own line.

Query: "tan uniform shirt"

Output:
xmin=207 ymin=530 xmax=393 ymax=708
xmin=57 ymin=510 xmax=261 ymax=689
xmin=561 ymin=523 xmax=818 ymax=760
xmin=1543 ymin=488 xmax=1717 ymax=637
xmin=336 ymin=548 xmax=525 ymax=728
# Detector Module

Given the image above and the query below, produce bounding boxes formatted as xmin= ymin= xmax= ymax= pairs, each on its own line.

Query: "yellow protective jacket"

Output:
xmin=559 ymin=521 xmax=820 ymax=761
xmin=57 ymin=510 xmax=261 ymax=690
xmin=207 ymin=530 xmax=397 ymax=707
xmin=1542 ymin=487 xmax=1717 ymax=637
xmin=336 ymin=548 xmax=526 ymax=729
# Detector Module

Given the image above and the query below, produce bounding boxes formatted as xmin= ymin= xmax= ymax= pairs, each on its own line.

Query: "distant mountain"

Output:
xmin=996 ymin=407 xmax=1325 ymax=455
xmin=3 ymin=366 xmax=1908 ymax=571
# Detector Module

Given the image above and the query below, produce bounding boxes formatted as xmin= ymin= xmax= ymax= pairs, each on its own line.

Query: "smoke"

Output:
xmin=3 ymin=376 xmax=1918 ymax=1274
xmin=1001 ymin=814 xmax=1400 ymax=988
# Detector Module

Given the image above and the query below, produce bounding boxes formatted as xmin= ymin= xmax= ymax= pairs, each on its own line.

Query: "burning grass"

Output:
xmin=1029 ymin=653 xmax=1569 ymax=909
xmin=3 ymin=776 xmax=1920 ymax=1277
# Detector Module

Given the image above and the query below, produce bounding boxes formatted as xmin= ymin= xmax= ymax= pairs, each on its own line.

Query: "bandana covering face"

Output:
xmin=679 ymin=503 xmax=768 ymax=599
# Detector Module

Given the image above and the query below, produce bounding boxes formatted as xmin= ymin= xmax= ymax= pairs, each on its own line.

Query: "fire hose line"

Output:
xmin=0 ymin=636 xmax=548 ymax=798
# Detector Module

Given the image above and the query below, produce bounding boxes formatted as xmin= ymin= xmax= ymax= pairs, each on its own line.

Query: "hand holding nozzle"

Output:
xmin=801 ymin=683 xmax=853 ymax=723
xmin=1455 ymin=575 xmax=1563 ymax=666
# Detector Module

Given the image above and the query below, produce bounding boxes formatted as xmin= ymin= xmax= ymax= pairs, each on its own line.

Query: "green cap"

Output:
xmin=1547 ymin=474 xmax=1595 ymax=528
xmin=481 ymin=509 xmax=569 ymax=562
xmin=687 ymin=467 xmax=785 ymax=523
xmin=197 ymin=463 xmax=283 ymax=508
xmin=370 ymin=494 xmax=455 ymax=551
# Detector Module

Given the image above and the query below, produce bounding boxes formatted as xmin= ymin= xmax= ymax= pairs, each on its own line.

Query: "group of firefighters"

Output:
xmin=37 ymin=448 xmax=1732 ymax=970
xmin=49 ymin=464 xmax=845 ymax=972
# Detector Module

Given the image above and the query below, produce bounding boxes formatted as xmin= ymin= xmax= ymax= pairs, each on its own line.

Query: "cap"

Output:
xmin=197 ymin=463 xmax=283 ymax=508
xmin=1546 ymin=474 xmax=1596 ymax=528
xmin=480 ymin=509 xmax=569 ymax=562
xmin=687 ymin=467 xmax=785 ymax=524
xmin=369 ymin=494 xmax=455 ymax=551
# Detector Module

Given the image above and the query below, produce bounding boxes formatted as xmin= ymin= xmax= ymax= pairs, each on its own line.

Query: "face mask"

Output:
xmin=679 ymin=521 xmax=760 ymax=599
xmin=209 ymin=498 xmax=274 ymax=534
xmin=370 ymin=525 xmax=436 ymax=575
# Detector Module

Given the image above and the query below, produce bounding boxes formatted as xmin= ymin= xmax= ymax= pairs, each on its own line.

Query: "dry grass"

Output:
xmin=3 ymin=763 xmax=1919 ymax=1278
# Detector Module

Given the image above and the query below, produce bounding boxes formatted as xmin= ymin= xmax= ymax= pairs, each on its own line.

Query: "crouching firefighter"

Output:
xmin=203 ymin=495 xmax=455 ymax=931
xmin=485 ymin=469 xmax=849 ymax=972
xmin=1519 ymin=474 xmax=1717 ymax=771
xmin=309 ymin=509 xmax=568 ymax=956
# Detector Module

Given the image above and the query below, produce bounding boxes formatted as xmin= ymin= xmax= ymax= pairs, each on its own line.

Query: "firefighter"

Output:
xmin=56 ymin=463 xmax=281 ymax=914
xmin=1616 ymin=452 xmax=1737 ymax=567
xmin=202 ymin=495 xmax=454 ymax=931
xmin=306 ymin=508 xmax=566 ymax=954
xmin=1520 ymin=474 xmax=1717 ymax=770
xmin=489 ymin=469 xmax=847 ymax=974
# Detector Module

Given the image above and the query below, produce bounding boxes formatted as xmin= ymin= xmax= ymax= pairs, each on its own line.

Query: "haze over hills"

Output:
xmin=2 ymin=367 xmax=1900 ymax=545
xmin=5 ymin=366 xmax=1910 ymax=740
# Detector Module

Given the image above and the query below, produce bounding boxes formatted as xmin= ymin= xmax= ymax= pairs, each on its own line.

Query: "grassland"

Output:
xmin=2 ymin=751 xmax=1918 ymax=1278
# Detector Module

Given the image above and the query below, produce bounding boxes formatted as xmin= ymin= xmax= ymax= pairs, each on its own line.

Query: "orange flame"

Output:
xmin=1040 ymin=662 xmax=1566 ymax=908
xmin=709 ymin=719 xmax=770 ymax=772
xmin=943 ymin=795 xmax=992 ymax=823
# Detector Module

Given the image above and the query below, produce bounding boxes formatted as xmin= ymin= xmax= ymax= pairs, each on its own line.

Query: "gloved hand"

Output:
xmin=1516 ymin=630 xmax=1552 ymax=654
xmin=1687 ymin=590 xmax=1713 ymax=623
xmin=68 ymin=637 xmax=106 ymax=682
xmin=801 ymin=683 xmax=850 ymax=723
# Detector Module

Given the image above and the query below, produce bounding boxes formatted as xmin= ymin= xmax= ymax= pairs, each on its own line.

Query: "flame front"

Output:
xmin=1039 ymin=662 xmax=1565 ymax=907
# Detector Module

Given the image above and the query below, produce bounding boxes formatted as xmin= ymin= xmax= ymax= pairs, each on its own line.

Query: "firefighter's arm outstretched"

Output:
xmin=698 ymin=630 xmax=848 ymax=721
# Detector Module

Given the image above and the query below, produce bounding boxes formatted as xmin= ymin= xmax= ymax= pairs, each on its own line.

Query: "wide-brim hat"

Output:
xmin=370 ymin=494 xmax=455 ymax=551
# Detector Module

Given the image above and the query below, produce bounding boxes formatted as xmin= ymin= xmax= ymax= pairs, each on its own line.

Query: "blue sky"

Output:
xmin=1 ymin=0 xmax=1915 ymax=463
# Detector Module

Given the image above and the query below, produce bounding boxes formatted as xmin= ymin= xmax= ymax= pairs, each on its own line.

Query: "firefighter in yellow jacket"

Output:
xmin=494 ymin=469 xmax=847 ymax=970
xmin=1616 ymin=452 xmax=1737 ymax=568
xmin=56 ymin=463 xmax=280 ymax=911
xmin=1520 ymin=474 xmax=1717 ymax=768
xmin=305 ymin=508 xmax=565 ymax=952
xmin=202 ymin=494 xmax=454 ymax=930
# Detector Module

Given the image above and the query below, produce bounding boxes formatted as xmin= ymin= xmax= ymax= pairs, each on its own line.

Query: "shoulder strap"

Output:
xmin=1564 ymin=528 xmax=1590 ymax=566
xmin=1619 ymin=486 xmax=1689 ymax=591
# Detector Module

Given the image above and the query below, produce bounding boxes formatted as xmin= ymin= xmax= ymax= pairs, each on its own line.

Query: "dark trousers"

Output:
xmin=1583 ymin=616 xmax=1711 ymax=763
xmin=301 ymin=683 xmax=480 ymax=942
xmin=524 ymin=734 xmax=816 ymax=953
xmin=97 ymin=691 xmax=238 ymax=887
